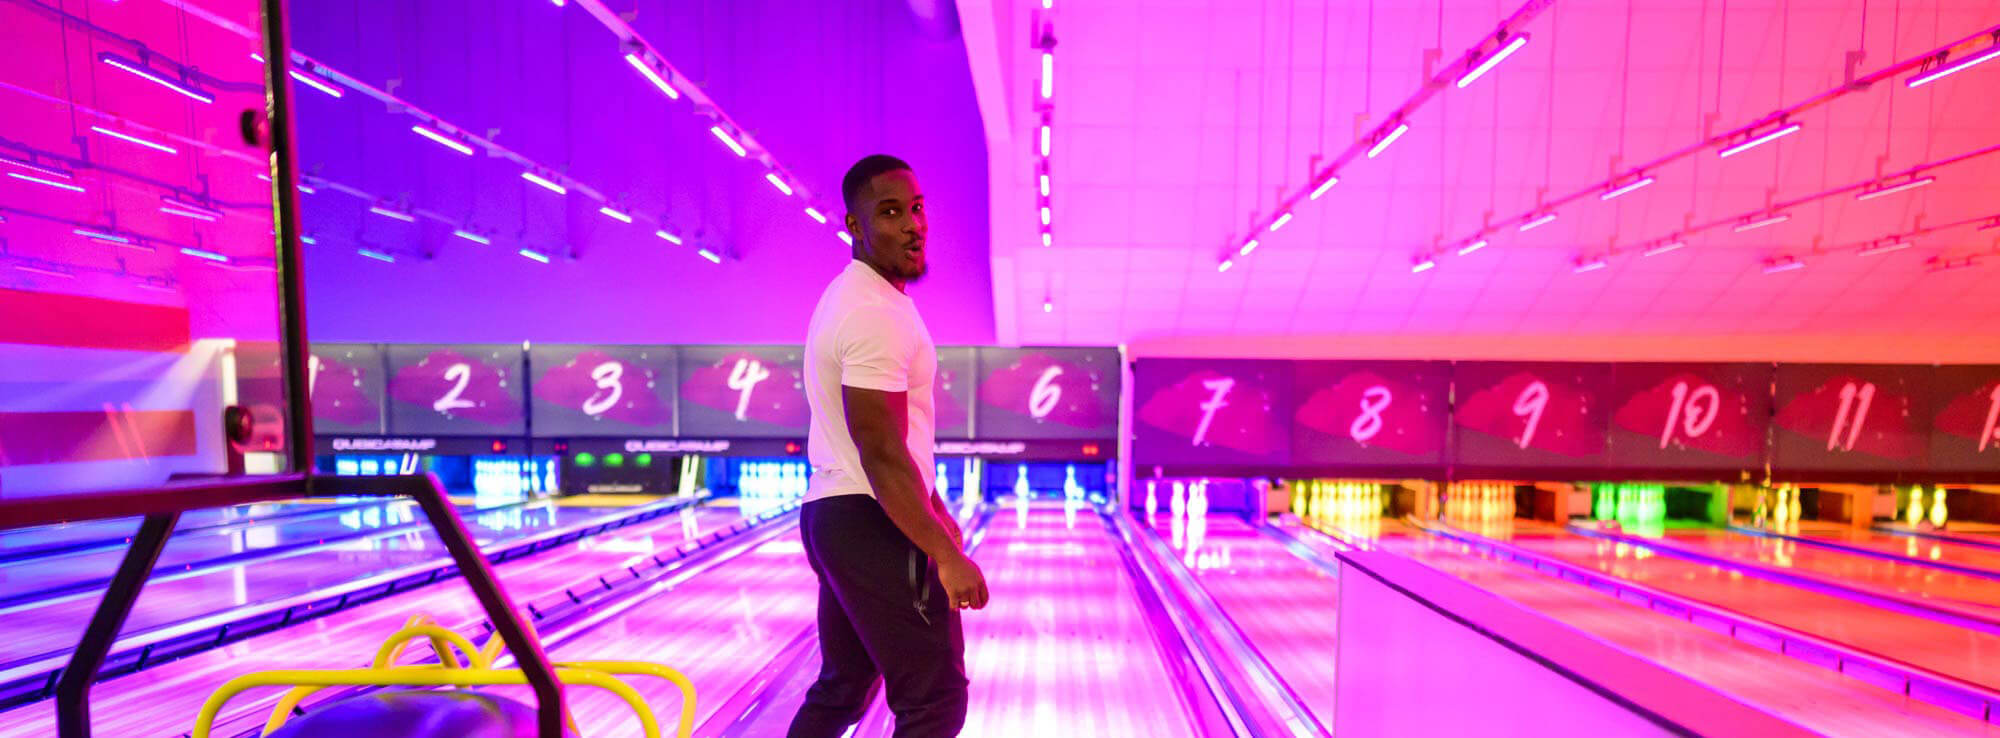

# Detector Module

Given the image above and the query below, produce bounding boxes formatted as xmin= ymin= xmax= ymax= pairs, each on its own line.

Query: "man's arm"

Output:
xmin=844 ymin=385 xmax=986 ymax=609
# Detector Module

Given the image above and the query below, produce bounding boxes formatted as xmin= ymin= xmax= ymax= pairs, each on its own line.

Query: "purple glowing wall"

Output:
xmin=294 ymin=0 xmax=995 ymax=345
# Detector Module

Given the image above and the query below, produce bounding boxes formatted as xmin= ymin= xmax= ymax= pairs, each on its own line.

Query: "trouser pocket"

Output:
xmin=907 ymin=548 xmax=933 ymax=626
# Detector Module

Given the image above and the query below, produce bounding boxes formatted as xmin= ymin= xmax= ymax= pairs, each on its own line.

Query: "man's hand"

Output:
xmin=938 ymin=550 xmax=988 ymax=610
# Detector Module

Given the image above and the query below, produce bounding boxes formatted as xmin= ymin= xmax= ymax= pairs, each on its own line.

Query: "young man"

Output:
xmin=788 ymin=155 xmax=988 ymax=738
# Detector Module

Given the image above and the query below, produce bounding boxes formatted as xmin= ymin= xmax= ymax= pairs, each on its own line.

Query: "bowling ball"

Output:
xmin=266 ymin=690 xmax=575 ymax=738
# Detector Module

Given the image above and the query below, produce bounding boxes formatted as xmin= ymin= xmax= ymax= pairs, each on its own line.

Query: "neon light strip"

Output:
xmin=599 ymin=206 xmax=633 ymax=223
xmin=1041 ymin=232 xmax=1052 ymax=247
xmin=1 ymin=157 xmax=72 ymax=179
xmin=14 ymin=264 xmax=75 ymax=279
xmin=1856 ymin=176 xmax=1936 ymax=201
xmin=1733 ymin=214 xmax=1790 ymax=232
xmin=521 ymin=171 xmax=567 ymax=195
xmin=1643 ymin=241 xmax=1686 ymax=257
xmin=1309 ymin=176 xmax=1339 ymax=200
xmin=412 ymin=125 xmax=474 ymax=155
xmin=519 ymin=249 xmax=550 ymax=263
xmin=1763 ymin=259 xmax=1805 ymax=274
xmin=300 ymin=235 xmax=318 ymax=245
xmin=1412 ymin=258 xmax=1436 ymax=273
xmin=1519 ymin=212 xmax=1557 ymax=231
xmin=1573 ymin=258 xmax=1608 ymax=273
xmin=1858 ymin=241 xmax=1913 ymax=256
xmin=9 ymin=172 xmax=85 ymax=192
xmin=1927 ymin=257 xmax=1980 ymax=273
xmin=1217 ymin=260 xmax=1234 ymax=273
xmin=297 ymin=182 xmax=317 ymax=194
xmin=1039 ymin=174 xmax=1050 ymax=196
xmin=73 ymin=229 xmax=130 ymax=244
xmin=1456 ymin=34 xmax=1529 ymax=89
xmin=1907 ymin=43 xmax=2000 ymax=88
xmin=1718 ymin=123 xmax=1802 ymax=158
xmin=766 ymin=173 xmax=794 ymax=196
xmin=1041 ymin=53 xmax=1054 ymax=99
xmin=1600 ymin=176 xmax=1656 ymax=201
xmin=159 ymin=206 xmax=219 ymax=221
xmin=1457 ymin=239 xmax=1489 ymax=256
xmin=97 ymin=54 xmax=215 ymax=103
xmin=624 ymin=53 xmax=680 ymax=99
xmin=1367 ymin=124 xmax=1409 ymax=159
xmin=1039 ymin=126 xmax=1051 ymax=157
xmin=288 ymin=69 xmax=344 ymax=98
xmin=357 ymin=249 xmax=396 ymax=263
xmin=710 ymin=126 xmax=747 ymax=157
xmin=698 ymin=249 xmax=721 ymax=263
xmin=804 ymin=207 xmax=826 ymax=224
xmin=1040 ymin=207 xmax=1051 ymax=225
xmin=1239 ymin=239 xmax=1260 ymax=256
xmin=836 ymin=232 xmax=853 ymax=245
xmin=655 ymin=229 xmax=683 ymax=245
xmin=369 ymin=206 xmax=416 ymax=223
xmin=250 ymin=53 xmax=265 ymax=63
xmin=90 ymin=126 xmax=179 ymax=154
xmin=452 ymin=229 xmax=490 ymax=245
xmin=1268 ymin=212 xmax=1293 ymax=232
xmin=161 ymin=199 xmax=224 ymax=218
xmin=180 ymin=247 xmax=230 ymax=263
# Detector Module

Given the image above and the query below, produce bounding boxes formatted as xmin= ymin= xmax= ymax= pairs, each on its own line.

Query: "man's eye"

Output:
xmin=912 ymin=204 xmax=924 ymax=214
xmin=884 ymin=209 xmax=899 ymax=217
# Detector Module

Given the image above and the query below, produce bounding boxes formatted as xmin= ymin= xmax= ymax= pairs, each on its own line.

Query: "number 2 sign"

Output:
xmin=386 ymin=345 xmax=526 ymax=434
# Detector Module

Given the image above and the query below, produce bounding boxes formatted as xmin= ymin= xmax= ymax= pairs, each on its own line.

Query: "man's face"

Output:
xmin=848 ymin=169 xmax=927 ymax=283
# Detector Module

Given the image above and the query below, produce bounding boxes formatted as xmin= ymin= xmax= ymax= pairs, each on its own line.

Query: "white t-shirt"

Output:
xmin=803 ymin=259 xmax=937 ymax=503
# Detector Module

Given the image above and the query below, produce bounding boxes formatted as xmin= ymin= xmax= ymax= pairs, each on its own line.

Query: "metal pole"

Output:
xmin=410 ymin=476 xmax=566 ymax=737
xmin=55 ymin=512 xmax=180 ymax=737
xmin=259 ymin=0 xmax=315 ymax=477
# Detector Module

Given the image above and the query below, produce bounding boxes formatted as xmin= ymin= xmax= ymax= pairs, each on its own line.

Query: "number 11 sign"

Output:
xmin=1772 ymin=363 xmax=1929 ymax=475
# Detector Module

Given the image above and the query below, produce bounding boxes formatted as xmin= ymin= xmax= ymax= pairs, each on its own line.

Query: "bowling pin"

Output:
xmin=1146 ymin=481 xmax=1160 ymax=522
xmin=1015 ymin=464 xmax=1031 ymax=528
xmin=1929 ymin=487 xmax=1949 ymax=528
xmin=1788 ymin=484 xmax=1802 ymax=522
xmin=1907 ymin=486 xmax=1926 ymax=526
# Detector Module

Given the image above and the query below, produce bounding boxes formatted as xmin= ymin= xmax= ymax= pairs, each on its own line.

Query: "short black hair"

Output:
xmin=842 ymin=154 xmax=913 ymax=213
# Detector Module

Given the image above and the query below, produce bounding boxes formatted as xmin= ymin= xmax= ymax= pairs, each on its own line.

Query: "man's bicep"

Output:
xmin=841 ymin=384 xmax=909 ymax=464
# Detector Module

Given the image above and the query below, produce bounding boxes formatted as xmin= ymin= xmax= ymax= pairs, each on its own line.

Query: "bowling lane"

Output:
xmin=946 ymin=506 xmax=1209 ymax=737
xmin=1504 ymin=530 xmax=2000 ymax=692
xmin=0 ymin=501 xmax=645 ymax=671
xmin=1634 ymin=529 xmax=2000 ymax=617
xmin=508 ymin=530 xmax=818 ymax=735
xmin=1388 ymin=535 xmax=1995 ymax=737
xmin=1771 ymin=526 xmax=2000 ymax=575
xmin=0 ymin=506 xmax=747 ymax=738
xmin=1152 ymin=513 xmax=1337 ymax=730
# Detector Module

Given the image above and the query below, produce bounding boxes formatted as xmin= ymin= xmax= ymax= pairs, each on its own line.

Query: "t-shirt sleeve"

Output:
xmin=837 ymin=305 xmax=916 ymax=393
